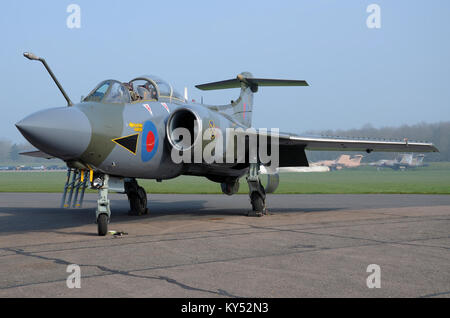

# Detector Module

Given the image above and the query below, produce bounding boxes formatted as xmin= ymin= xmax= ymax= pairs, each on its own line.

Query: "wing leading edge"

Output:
xmin=287 ymin=135 xmax=439 ymax=153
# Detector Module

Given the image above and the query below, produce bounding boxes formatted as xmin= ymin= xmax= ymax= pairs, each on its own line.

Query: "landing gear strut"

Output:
xmin=247 ymin=163 xmax=266 ymax=216
xmin=96 ymin=174 xmax=111 ymax=236
xmin=125 ymin=179 xmax=149 ymax=216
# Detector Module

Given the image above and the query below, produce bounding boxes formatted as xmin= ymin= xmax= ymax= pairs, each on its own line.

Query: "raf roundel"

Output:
xmin=141 ymin=121 xmax=159 ymax=162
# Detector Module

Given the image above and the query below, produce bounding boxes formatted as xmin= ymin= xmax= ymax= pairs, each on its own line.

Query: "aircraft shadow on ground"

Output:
xmin=0 ymin=197 xmax=343 ymax=234
xmin=0 ymin=199 xmax=206 ymax=234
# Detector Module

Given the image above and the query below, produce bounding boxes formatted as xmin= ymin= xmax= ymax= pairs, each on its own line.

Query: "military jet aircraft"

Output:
xmin=370 ymin=153 xmax=427 ymax=170
xmin=311 ymin=154 xmax=364 ymax=171
xmin=16 ymin=52 xmax=439 ymax=236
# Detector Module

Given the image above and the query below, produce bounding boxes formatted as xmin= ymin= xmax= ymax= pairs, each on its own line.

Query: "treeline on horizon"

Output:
xmin=1 ymin=121 xmax=449 ymax=165
xmin=0 ymin=140 xmax=62 ymax=166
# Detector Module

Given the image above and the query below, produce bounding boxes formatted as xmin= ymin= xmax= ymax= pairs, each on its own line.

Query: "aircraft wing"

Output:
xmin=19 ymin=150 xmax=54 ymax=159
xmin=284 ymin=134 xmax=439 ymax=153
xmin=236 ymin=130 xmax=439 ymax=167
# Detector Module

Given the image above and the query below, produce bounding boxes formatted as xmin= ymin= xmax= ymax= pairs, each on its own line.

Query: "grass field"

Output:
xmin=1 ymin=163 xmax=449 ymax=194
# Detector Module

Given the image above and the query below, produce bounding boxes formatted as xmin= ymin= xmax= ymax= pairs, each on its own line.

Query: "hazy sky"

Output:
xmin=1 ymin=0 xmax=449 ymax=142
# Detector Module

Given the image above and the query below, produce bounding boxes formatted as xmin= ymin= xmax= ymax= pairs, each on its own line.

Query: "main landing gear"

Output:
xmin=246 ymin=163 xmax=267 ymax=217
xmin=125 ymin=178 xmax=149 ymax=216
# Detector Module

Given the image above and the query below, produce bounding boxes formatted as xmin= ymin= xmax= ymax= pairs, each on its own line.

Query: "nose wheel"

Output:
xmin=95 ymin=175 xmax=111 ymax=236
xmin=97 ymin=213 xmax=109 ymax=236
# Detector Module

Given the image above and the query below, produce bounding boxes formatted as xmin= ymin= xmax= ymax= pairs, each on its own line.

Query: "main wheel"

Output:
xmin=128 ymin=187 xmax=148 ymax=215
xmin=250 ymin=192 xmax=265 ymax=212
xmin=137 ymin=187 xmax=148 ymax=215
xmin=97 ymin=213 xmax=108 ymax=236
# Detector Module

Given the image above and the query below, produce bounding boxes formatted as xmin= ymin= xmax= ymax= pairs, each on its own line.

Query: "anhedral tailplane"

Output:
xmin=196 ymin=72 xmax=308 ymax=127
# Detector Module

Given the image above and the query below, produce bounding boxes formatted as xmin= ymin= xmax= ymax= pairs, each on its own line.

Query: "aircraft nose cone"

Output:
xmin=16 ymin=107 xmax=91 ymax=160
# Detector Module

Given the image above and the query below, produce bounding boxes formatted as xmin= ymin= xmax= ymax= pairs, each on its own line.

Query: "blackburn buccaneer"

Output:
xmin=16 ymin=52 xmax=439 ymax=235
xmin=370 ymin=153 xmax=428 ymax=170
xmin=312 ymin=154 xmax=364 ymax=171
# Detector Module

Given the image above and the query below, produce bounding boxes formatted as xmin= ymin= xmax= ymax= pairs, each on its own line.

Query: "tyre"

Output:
xmin=251 ymin=192 xmax=265 ymax=212
xmin=137 ymin=187 xmax=148 ymax=215
xmin=97 ymin=214 xmax=108 ymax=236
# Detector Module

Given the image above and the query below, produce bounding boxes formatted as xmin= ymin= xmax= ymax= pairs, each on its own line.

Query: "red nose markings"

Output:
xmin=146 ymin=132 xmax=155 ymax=152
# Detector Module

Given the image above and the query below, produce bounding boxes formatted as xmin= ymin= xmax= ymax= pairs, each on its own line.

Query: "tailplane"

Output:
xmin=196 ymin=72 xmax=308 ymax=127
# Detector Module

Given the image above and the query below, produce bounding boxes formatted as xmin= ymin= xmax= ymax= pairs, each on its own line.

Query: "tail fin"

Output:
xmin=232 ymin=72 xmax=254 ymax=127
xmin=196 ymin=72 xmax=308 ymax=127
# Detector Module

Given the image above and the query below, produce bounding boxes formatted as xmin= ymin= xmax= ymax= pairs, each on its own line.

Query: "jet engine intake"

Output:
xmin=166 ymin=108 xmax=201 ymax=151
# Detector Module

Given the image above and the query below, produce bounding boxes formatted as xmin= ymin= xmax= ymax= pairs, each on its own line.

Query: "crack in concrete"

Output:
xmin=3 ymin=230 xmax=448 ymax=295
xmin=1 ymin=209 xmax=448 ymax=296
xmin=420 ymin=290 xmax=450 ymax=298
xmin=2 ymin=247 xmax=241 ymax=297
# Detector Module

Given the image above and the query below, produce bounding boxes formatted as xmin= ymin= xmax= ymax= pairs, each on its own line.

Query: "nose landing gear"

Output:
xmin=95 ymin=174 xmax=111 ymax=236
xmin=94 ymin=176 xmax=148 ymax=236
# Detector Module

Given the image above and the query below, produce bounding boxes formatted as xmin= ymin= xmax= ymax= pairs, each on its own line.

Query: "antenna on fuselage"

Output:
xmin=23 ymin=52 xmax=73 ymax=106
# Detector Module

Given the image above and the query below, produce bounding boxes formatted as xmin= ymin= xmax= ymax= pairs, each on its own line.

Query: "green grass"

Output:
xmin=273 ymin=163 xmax=450 ymax=194
xmin=0 ymin=163 xmax=449 ymax=194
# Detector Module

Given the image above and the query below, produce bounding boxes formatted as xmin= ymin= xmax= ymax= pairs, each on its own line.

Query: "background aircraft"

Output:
xmin=311 ymin=154 xmax=363 ymax=171
xmin=16 ymin=53 xmax=439 ymax=235
xmin=370 ymin=154 xmax=427 ymax=170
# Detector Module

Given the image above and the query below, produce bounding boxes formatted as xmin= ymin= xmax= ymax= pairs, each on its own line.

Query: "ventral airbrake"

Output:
xmin=16 ymin=52 xmax=439 ymax=235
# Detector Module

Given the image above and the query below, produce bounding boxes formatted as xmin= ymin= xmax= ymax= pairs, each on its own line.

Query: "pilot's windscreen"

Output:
xmin=84 ymin=81 xmax=110 ymax=102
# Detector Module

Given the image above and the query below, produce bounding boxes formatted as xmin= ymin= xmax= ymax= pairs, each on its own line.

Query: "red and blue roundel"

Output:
xmin=141 ymin=121 xmax=159 ymax=162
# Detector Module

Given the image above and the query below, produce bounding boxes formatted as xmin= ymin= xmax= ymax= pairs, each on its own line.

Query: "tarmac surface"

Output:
xmin=0 ymin=193 xmax=449 ymax=298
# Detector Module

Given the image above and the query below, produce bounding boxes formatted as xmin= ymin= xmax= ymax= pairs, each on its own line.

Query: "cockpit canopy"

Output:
xmin=83 ymin=75 xmax=184 ymax=104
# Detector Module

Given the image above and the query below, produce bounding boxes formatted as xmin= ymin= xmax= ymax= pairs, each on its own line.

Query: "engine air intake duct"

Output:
xmin=166 ymin=108 xmax=200 ymax=151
